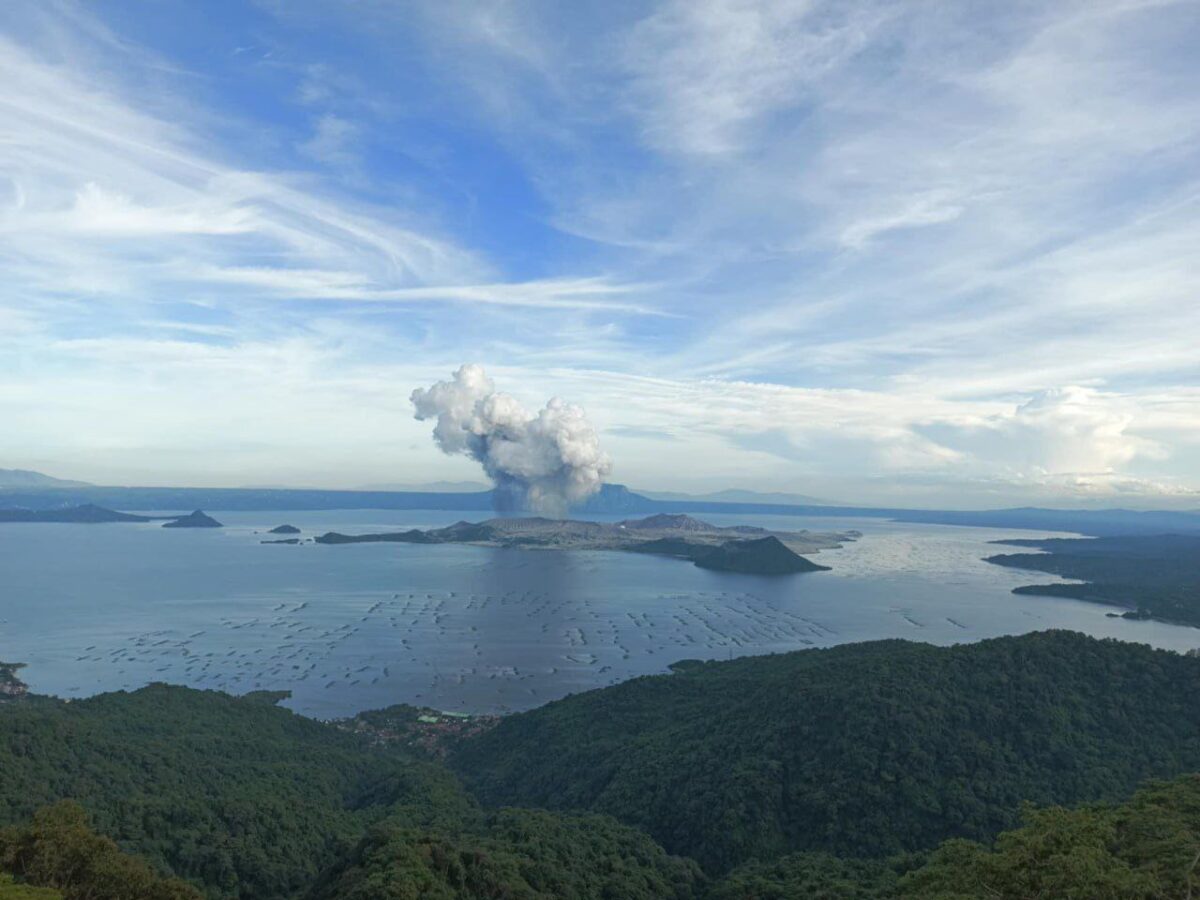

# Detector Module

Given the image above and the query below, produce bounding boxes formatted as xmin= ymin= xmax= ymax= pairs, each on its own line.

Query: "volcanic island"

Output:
xmin=314 ymin=513 xmax=856 ymax=576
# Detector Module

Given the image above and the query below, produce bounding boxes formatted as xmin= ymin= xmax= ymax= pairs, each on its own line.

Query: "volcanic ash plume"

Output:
xmin=411 ymin=364 xmax=611 ymax=516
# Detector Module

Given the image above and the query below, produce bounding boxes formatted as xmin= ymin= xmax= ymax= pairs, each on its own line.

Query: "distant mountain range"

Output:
xmin=636 ymin=487 xmax=836 ymax=506
xmin=356 ymin=480 xmax=491 ymax=493
xmin=0 ymin=468 xmax=92 ymax=489
xmin=2 ymin=472 xmax=1198 ymax=537
xmin=0 ymin=504 xmax=150 ymax=524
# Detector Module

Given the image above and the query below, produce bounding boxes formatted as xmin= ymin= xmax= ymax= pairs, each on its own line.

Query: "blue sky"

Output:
xmin=1 ymin=0 xmax=1198 ymax=507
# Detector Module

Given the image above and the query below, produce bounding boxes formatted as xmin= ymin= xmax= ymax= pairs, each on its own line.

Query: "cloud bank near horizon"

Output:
xmin=0 ymin=0 xmax=1198 ymax=507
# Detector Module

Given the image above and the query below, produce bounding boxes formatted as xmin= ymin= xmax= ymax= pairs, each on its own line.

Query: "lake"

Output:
xmin=1 ymin=509 xmax=1196 ymax=718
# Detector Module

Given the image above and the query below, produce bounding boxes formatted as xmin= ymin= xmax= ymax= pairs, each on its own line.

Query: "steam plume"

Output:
xmin=411 ymin=364 xmax=611 ymax=516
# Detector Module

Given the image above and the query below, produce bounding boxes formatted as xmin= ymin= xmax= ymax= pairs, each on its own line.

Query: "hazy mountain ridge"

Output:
xmin=0 ymin=504 xmax=151 ymax=524
xmin=3 ymin=480 xmax=1199 ymax=536
xmin=637 ymin=487 xmax=835 ymax=505
xmin=354 ymin=480 xmax=491 ymax=493
xmin=0 ymin=469 xmax=91 ymax=489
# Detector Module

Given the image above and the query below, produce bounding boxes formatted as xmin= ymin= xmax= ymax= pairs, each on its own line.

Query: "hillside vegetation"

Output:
xmin=4 ymin=632 xmax=1200 ymax=898
xmin=0 ymin=876 xmax=61 ymax=900
xmin=0 ymin=687 xmax=471 ymax=899
xmin=450 ymin=631 xmax=1200 ymax=871
xmin=710 ymin=774 xmax=1200 ymax=899
xmin=9 ymin=776 xmax=1200 ymax=900
xmin=897 ymin=773 xmax=1200 ymax=898
xmin=0 ymin=802 xmax=200 ymax=900
xmin=304 ymin=810 xmax=702 ymax=900
xmin=0 ymin=687 xmax=700 ymax=900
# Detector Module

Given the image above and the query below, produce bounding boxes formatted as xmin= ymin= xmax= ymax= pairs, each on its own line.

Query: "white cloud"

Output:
xmin=187 ymin=268 xmax=660 ymax=312
xmin=620 ymin=0 xmax=885 ymax=156
xmin=299 ymin=114 xmax=360 ymax=169
xmin=54 ymin=182 xmax=254 ymax=236
xmin=0 ymin=29 xmax=487 ymax=311
xmin=837 ymin=191 xmax=966 ymax=249
xmin=919 ymin=386 xmax=1168 ymax=481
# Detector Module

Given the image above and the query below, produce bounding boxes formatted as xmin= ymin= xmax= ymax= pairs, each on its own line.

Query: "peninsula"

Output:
xmin=315 ymin=513 xmax=852 ymax=575
xmin=985 ymin=534 xmax=1200 ymax=627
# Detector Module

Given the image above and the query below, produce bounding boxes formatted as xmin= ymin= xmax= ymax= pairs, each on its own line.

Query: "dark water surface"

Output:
xmin=1 ymin=509 xmax=1195 ymax=717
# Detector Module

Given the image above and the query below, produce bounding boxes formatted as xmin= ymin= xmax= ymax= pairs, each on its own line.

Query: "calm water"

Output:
xmin=1 ymin=509 xmax=1196 ymax=718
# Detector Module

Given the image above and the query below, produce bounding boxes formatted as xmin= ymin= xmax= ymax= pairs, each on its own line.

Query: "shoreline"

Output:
xmin=8 ymin=623 xmax=1200 ymax=724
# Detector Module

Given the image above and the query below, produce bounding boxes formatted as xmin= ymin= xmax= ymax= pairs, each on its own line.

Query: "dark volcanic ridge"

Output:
xmin=315 ymin=514 xmax=848 ymax=575
xmin=0 ymin=504 xmax=224 ymax=528
xmin=0 ymin=503 xmax=151 ymax=524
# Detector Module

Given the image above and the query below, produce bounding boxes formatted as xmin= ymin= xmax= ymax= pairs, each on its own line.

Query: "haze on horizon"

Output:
xmin=1 ymin=0 xmax=1198 ymax=509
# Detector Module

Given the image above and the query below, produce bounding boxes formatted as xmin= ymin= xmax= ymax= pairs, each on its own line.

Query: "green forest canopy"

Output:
xmin=450 ymin=631 xmax=1200 ymax=871
xmin=4 ymin=631 xmax=1200 ymax=898
xmin=985 ymin=534 xmax=1200 ymax=625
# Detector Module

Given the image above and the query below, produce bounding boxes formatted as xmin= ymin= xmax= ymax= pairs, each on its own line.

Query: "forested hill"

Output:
xmin=5 ymin=634 xmax=1200 ymax=898
xmin=708 ymin=773 xmax=1200 ymax=899
xmin=450 ymin=630 xmax=1200 ymax=873
xmin=0 ymin=686 xmax=700 ymax=900
xmin=0 ymin=686 xmax=470 ymax=899
xmin=986 ymin=533 xmax=1200 ymax=626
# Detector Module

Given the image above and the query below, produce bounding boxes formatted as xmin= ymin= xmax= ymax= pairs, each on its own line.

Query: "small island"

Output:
xmin=162 ymin=510 xmax=223 ymax=529
xmin=268 ymin=524 xmax=301 ymax=534
xmin=691 ymin=535 xmax=829 ymax=574
xmin=314 ymin=513 xmax=849 ymax=576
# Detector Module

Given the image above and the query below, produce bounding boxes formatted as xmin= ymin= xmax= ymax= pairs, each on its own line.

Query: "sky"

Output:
xmin=1 ymin=0 xmax=1198 ymax=508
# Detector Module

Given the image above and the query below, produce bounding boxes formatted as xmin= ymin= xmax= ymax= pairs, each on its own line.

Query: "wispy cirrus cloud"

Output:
xmin=619 ymin=0 xmax=889 ymax=157
xmin=0 ymin=31 xmax=483 ymax=300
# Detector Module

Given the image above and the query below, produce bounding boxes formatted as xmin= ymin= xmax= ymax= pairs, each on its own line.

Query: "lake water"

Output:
xmin=1 ymin=509 xmax=1196 ymax=718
